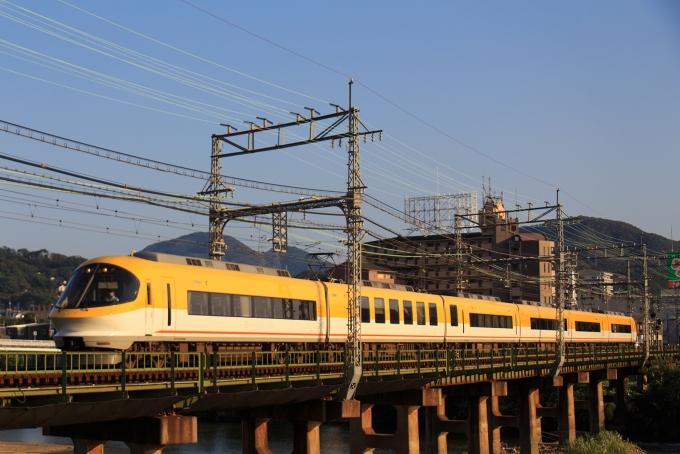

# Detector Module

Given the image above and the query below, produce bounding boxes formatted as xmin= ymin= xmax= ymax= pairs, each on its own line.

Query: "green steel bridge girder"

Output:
xmin=0 ymin=345 xmax=674 ymax=403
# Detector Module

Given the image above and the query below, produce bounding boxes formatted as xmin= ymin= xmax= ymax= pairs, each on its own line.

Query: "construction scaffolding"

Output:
xmin=404 ymin=192 xmax=478 ymax=235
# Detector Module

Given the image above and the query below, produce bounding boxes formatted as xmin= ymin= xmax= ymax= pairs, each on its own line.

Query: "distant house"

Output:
xmin=329 ymin=258 xmax=398 ymax=284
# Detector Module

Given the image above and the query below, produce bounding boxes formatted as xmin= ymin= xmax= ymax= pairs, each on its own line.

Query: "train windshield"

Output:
xmin=55 ymin=263 xmax=140 ymax=309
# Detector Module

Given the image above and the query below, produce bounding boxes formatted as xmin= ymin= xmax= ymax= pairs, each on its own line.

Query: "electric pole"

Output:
xmin=202 ymin=132 xmax=234 ymax=260
xmin=342 ymin=79 xmax=364 ymax=400
xmin=552 ymin=189 xmax=565 ymax=377
xmin=454 ymin=215 xmax=464 ymax=292
xmin=640 ymin=242 xmax=650 ymax=369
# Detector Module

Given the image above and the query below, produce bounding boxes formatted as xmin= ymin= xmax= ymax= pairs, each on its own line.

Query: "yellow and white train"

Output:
xmin=50 ymin=252 xmax=636 ymax=351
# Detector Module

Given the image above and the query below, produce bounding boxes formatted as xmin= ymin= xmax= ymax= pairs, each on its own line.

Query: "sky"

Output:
xmin=0 ymin=0 xmax=678 ymax=260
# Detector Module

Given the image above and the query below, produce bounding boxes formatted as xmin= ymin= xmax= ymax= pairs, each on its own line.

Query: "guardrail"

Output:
xmin=0 ymin=344 xmax=676 ymax=398
xmin=0 ymin=340 xmax=57 ymax=349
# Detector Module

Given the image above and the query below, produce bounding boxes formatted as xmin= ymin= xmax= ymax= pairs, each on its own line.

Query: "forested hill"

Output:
xmin=0 ymin=216 xmax=671 ymax=308
xmin=530 ymin=216 xmax=673 ymax=293
xmin=0 ymin=248 xmax=86 ymax=308
xmin=140 ymin=232 xmax=315 ymax=277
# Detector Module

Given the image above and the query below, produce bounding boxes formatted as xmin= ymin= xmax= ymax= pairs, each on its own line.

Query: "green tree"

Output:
xmin=627 ymin=365 xmax=680 ymax=441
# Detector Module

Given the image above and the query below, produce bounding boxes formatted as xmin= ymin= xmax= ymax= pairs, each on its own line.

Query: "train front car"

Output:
xmin=50 ymin=256 xmax=146 ymax=351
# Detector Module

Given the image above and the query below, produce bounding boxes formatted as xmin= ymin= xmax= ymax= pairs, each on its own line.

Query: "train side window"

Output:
xmin=297 ymin=300 xmax=316 ymax=321
xmin=389 ymin=299 xmax=400 ymax=324
xmin=361 ymin=297 xmax=370 ymax=323
xmin=272 ymin=298 xmax=284 ymax=318
xmin=233 ymin=295 xmax=252 ymax=317
xmin=188 ymin=291 xmax=209 ymax=315
xmin=450 ymin=305 xmax=459 ymax=326
xmin=612 ymin=323 xmax=632 ymax=333
xmin=253 ymin=297 xmax=272 ymax=318
xmin=403 ymin=301 xmax=413 ymax=325
xmin=146 ymin=283 xmax=152 ymax=306
xmin=470 ymin=313 xmax=513 ymax=329
xmin=374 ymin=298 xmax=385 ymax=324
xmin=211 ymin=293 xmax=231 ymax=316
xmin=429 ymin=303 xmax=438 ymax=326
xmin=575 ymin=321 xmax=601 ymax=332
xmin=416 ymin=302 xmax=426 ymax=325
xmin=167 ymin=283 xmax=172 ymax=326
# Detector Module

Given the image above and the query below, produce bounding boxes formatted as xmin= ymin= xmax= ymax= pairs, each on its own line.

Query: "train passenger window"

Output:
xmin=233 ymin=295 xmax=252 ymax=317
xmin=253 ymin=297 xmax=272 ymax=318
xmin=188 ymin=291 xmax=209 ymax=315
xmin=612 ymin=324 xmax=632 ymax=333
xmin=297 ymin=300 xmax=316 ymax=321
xmin=450 ymin=305 xmax=459 ymax=326
xmin=374 ymin=298 xmax=385 ymax=324
xmin=530 ymin=318 xmax=567 ymax=331
xmin=416 ymin=302 xmax=426 ymax=325
xmin=146 ymin=283 xmax=151 ymax=306
xmin=211 ymin=293 xmax=231 ymax=316
xmin=389 ymin=299 xmax=399 ymax=324
xmin=429 ymin=303 xmax=438 ymax=326
xmin=575 ymin=321 xmax=601 ymax=332
xmin=272 ymin=298 xmax=285 ymax=319
xmin=403 ymin=301 xmax=413 ymax=325
xmin=470 ymin=313 xmax=513 ymax=329
xmin=361 ymin=297 xmax=370 ymax=323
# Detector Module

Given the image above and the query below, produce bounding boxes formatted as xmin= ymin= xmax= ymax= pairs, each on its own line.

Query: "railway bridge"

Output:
xmin=0 ymin=345 xmax=674 ymax=454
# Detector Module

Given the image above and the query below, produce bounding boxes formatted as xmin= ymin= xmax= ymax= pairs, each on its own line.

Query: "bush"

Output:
xmin=627 ymin=365 xmax=680 ymax=441
xmin=564 ymin=431 xmax=637 ymax=454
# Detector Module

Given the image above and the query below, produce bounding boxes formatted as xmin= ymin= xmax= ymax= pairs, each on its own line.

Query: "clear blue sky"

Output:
xmin=0 ymin=0 xmax=678 ymax=259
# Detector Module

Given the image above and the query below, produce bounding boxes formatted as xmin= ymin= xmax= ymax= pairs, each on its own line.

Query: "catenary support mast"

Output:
xmin=342 ymin=79 xmax=364 ymax=400
xmin=551 ymin=189 xmax=565 ymax=376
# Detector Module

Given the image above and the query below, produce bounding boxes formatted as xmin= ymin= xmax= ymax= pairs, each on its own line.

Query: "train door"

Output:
xmin=162 ymin=277 xmax=176 ymax=337
xmin=144 ymin=280 xmax=153 ymax=336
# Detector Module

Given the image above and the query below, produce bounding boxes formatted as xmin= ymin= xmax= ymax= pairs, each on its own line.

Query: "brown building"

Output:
xmin=329 ymin=258 xmax=397 ymax=285
xmin=360 ymin=198 xmax=555 ymax=303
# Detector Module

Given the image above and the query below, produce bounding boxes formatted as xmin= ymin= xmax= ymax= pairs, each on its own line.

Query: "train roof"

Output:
xmin=132 ymin=251 xmax=292 ymax=278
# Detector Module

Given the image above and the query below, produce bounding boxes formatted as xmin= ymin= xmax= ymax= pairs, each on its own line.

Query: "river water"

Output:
xmin=0 ymin=422 xmax=471 ymax=453
xmin=0 ymin=423 xmax=676 ymax=453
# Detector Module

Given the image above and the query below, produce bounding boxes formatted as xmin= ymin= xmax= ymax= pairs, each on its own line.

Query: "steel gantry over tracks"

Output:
xmin=200 ymin=80 xmax=381 ymax=400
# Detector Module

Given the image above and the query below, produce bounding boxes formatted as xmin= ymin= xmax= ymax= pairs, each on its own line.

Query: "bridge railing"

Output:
xmin=0 ymin=344 xmax=676 ymax=395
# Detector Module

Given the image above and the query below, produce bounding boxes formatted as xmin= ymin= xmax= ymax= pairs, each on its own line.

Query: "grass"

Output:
xmin=564 ymin=431 xmax=639 ymax=454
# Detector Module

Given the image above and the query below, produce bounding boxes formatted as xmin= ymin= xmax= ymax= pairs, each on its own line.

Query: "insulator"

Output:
xmin=339 ymin=138 xmax=342 ymax=147
xmin=331 ymin=139 xmax=334 ymax=149
xmin=371 ymin=134 xmax=375 ymax=142
xmin=363 ymin=134 xmax=366 ymax=143
xmin=379 ymin=132 xmax=383 ymax=141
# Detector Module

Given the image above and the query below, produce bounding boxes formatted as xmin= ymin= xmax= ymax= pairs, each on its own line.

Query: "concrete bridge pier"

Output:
xmin=557 ymin=372 xmax=590 ymax=443
xmin=43 ymin=415 xmax=197 ymax=454
xmin=241 ymin=416 xmax=272 ymax=454
xmin=350 ymin=388 xmax=439 ymax=454
xmin=608 ymin=370 xmax=631 ymax=428
xmin=515 ymin=377 xmax=562 ymax=454
xmin=425 ymin=381 xmax=508 ymax=454
xmin=239 ymin=399 xmax=360 ymax=454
